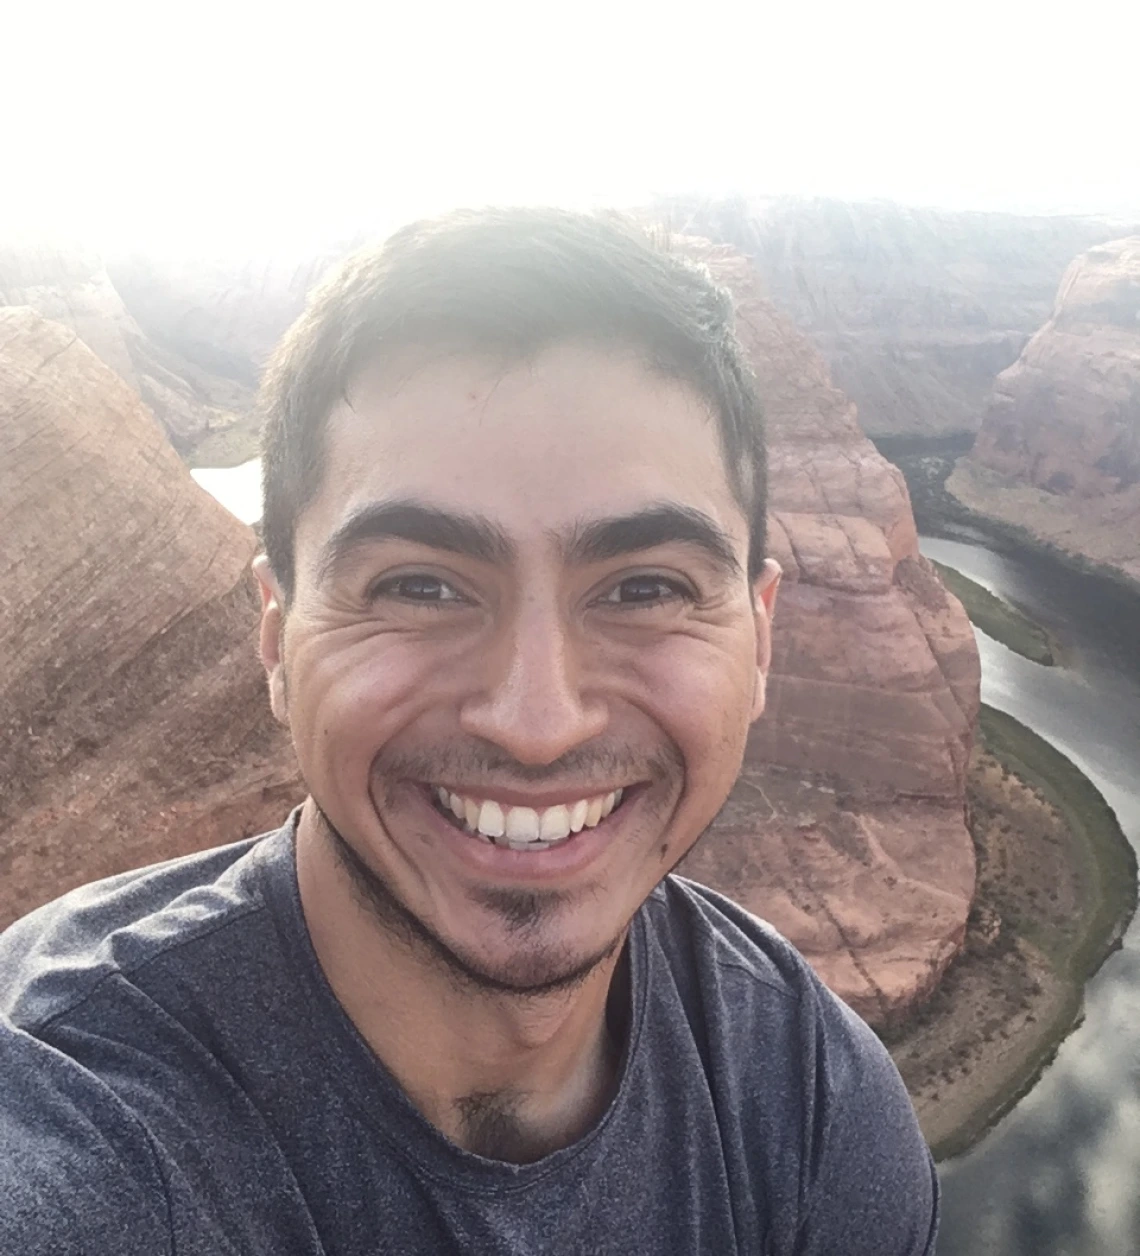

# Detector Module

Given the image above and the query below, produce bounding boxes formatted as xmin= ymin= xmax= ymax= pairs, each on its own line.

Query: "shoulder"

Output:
xmin=642 ymin=873 xmax=825 ymax=1005
xmin=643 ymin=875 xmax=939 ymax=1255
xmin=0 ymin=823 xmax=297 ymax=1254
xmin=0 ymin=1013 xmax=173 ymax=1253
xmin=0 ymin=828 xmax=284 ymax=1033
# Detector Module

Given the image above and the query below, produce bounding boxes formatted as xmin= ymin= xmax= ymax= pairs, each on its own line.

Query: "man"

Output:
xmin=0 ymin=209 xmax=938 ymax=1253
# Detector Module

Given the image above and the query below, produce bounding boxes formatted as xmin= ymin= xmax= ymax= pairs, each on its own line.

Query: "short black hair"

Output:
xmin=259 ymin=207 xmax=766 ymax=600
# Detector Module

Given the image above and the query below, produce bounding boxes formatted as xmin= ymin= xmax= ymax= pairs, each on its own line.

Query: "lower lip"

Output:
xmin=408 ymin=786 xmax=636 ymax=882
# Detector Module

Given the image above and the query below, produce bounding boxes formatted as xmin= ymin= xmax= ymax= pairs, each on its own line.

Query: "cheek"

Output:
xmin=286 ymin=633 xmax=452 ymax=778
xmin=627 ymin=631 xmax=757 ymax=783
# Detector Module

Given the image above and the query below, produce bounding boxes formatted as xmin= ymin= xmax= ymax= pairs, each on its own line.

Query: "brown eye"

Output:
xmin=601 ymin=576 xmax=692 ymax=606
xmin=368 ymin=574 xmax=463 ymax=603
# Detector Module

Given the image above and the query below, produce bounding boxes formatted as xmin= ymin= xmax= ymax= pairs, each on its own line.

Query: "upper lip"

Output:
xmin=422 ymin=782 xmax=636 ymax=809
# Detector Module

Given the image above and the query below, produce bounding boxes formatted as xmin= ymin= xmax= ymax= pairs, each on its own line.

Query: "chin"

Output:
xmin=320 ymin=800 xmax=622 ymax=996
xmin=443 ymin=887 xmax=626 ymax=995
xmin=448 ymin=932 xmax=621 ymax=997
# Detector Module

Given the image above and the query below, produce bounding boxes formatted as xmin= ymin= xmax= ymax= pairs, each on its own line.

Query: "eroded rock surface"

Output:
xmin=662 ymin=198 xmax=1134 ymax=439
xmin=0 ymin=245 xmax=249 ymax=454
xmin=0 ymin=309 xmax=300 ymax=927
xmin=107 ymin=251 xmax=332 ymax=384
xmin=679 ymin=241 xmax=981 ymax=1023
xmin=950 ymin=237 xmax=1140 ymax=584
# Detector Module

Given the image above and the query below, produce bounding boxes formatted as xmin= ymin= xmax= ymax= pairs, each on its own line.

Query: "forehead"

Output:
xmin=300 ymin=343 xmax=744 ymax=552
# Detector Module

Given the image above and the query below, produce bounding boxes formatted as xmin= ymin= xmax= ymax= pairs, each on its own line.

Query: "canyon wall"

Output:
xmin=663 ymin=197 xmax=1134 ymax=439
xmin=43 ymin=200 xmax=1134 ymax=458
xmin=681 ymin=240 xmax=980 ymax=1024
xmin=949 ymin=236 xmax=1140 ymax=585
xmin=0 ymin=308 xmax=300 ymax=928
xmin=0 ymin=245 xmax=250 ymax=453
xmin=106 ymin=251 xmax=332 ymax=387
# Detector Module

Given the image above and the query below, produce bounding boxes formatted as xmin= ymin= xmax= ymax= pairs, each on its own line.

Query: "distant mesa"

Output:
xmin=105 ymin=249 xmax=332 ymax=388
xmin=949 ymin=236 xmax=1140 ymax=586
xmin=656 ymin=196 xmax=1138 ymax=442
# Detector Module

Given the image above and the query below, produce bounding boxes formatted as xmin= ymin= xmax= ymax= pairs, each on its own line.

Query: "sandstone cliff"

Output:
xmin=662 ymin=197 xmax=1134 ymax=439
xmin=83 ymin=200 xmax=1134 ymax=453
xmin=0 ymin=246 xmax=249 ymax=454
xmin=0 ymin=308 xmax=300 ymax=928
xmin=679 ymin=240 xmax=981 ymax=1023
xmin=949 ymin=237 xmax=1140 ymax=585
xmin=107 ymin=250 xmax=334 ymax=388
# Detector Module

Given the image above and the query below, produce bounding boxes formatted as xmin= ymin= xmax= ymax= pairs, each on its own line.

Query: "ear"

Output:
xmin=749 ymin=558 xmax=781 ymax=723
xmin=252 ymin=554 xmax=289 ymax=725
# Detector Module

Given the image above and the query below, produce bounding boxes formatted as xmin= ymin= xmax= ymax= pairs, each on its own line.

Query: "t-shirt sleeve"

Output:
xmin=0 ymin=1019 xmax=173 ymax=1256
xmin=795 ymin=997 xmax=939 ymax=1256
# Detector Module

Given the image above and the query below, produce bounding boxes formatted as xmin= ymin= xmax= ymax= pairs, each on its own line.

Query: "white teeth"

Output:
xmin=540 ymin=804 xmax=571 ymax=841
xmin=434 ymin=785 xmax=628 ymax=846
xmin=505 ymin=806 xmax=540 ymax=841
xmin=476 ymin=800 xmax=505 ymax=838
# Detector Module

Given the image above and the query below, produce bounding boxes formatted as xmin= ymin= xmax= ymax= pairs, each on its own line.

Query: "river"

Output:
xmin=192 ymin=464 xmax=1140 ymax=1251
xmin=921 ymin=531 xmax=1140 ymax=1256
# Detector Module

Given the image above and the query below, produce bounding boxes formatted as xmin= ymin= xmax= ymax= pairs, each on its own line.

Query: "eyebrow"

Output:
xmin=316 ymin=500 xmax=513 ymax=585
xmin=314 ymin=498 xmax=742 ymax=586
xmin=559 ymin=504 xmax=742 ymax=578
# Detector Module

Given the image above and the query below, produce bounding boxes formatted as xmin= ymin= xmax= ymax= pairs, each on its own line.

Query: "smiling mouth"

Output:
xmin=428 ymin=785 xmax=628 ymax=851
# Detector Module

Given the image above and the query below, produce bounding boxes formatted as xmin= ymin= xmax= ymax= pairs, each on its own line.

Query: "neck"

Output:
xmin=294 ymin=801 xmax=629 ymax=1162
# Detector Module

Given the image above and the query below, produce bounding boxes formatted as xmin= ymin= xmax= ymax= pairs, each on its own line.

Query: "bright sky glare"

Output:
xmin=3 ymin=0 xmax=1138 ymax=256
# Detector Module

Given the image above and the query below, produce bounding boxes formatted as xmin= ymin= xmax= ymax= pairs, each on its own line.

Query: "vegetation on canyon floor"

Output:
xmin=929 ymin=559 xmax=1057 ymax=666
xmin=885 ymin=705 xmax=1136 ymax=1161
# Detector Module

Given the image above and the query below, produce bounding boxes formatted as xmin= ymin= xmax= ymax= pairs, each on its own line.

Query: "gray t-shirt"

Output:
xmin=0 ymin=815 xmax=938 ymax=1254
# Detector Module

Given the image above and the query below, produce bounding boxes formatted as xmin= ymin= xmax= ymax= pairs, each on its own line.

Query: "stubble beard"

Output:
xmin=311 ymin=741 xmax=690 ymax=999
xmin=316 ymin=801 xmax=623 ymax=997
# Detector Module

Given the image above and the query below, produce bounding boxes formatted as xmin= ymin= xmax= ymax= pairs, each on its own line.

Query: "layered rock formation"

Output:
xmin=0 ymin=245 xmax=250 ymax=454
xmin=949 ymin=237 xmax=1140 ymax=584
xmin=0 ymin=309 xmax=300 ymax=928
xmin=20 ymin=198 xmax=1134 ymax=458
xmin=107 ymin=251 xmax=331 ymax=384
xmin=679 ymin=241 xmax=981 ymax=1023
xmin=661 ymin=197 xmax=1134 ymax=439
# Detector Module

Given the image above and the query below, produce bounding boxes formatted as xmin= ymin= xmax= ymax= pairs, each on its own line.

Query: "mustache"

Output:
xmin=371 ymin=739 xmax=684 ymax=793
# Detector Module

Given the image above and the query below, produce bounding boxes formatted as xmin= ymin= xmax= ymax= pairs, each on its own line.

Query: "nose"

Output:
xmin=458 ymin=594 xmax=607 ymax=765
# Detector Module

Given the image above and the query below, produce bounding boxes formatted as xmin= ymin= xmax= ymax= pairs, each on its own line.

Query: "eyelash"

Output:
xmin=598 ymin=576 xmax=695 ymax=607
xmin=365 ymin=574 xmax=465 ymax=606
xmin=365 ymin=573 xmax=696 ymax=609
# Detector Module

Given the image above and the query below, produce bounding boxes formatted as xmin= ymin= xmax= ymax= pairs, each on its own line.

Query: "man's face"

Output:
xmin=259 ymin=343 xmax=778 ymax=993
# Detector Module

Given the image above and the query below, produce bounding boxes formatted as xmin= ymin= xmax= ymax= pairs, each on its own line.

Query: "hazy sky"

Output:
xmin=4 ymin=0 xmax=1138 ymax=254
